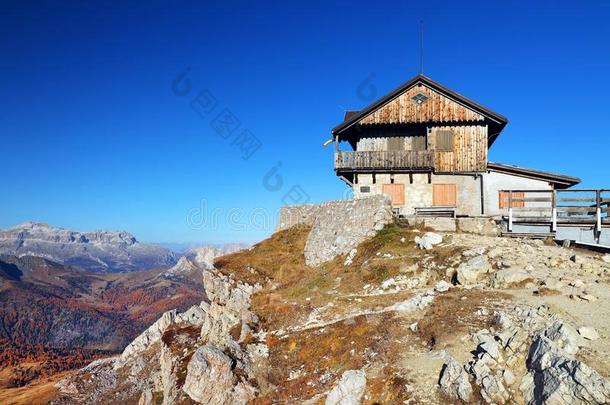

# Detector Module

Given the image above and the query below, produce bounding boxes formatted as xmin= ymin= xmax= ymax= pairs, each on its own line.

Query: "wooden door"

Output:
xmin=382 ymin=184 xmax=405 ymax=206
xmin=433 ymin=184 xmax=457 ymax=207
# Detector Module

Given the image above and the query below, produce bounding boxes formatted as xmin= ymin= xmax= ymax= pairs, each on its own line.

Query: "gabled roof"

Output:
xmin=488 ymin=162 xmax=580 ymax=189
xmin=333 ymin=74 xmax=508 ymax=145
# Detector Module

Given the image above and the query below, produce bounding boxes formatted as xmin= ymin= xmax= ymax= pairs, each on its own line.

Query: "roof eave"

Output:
xmin=332 ymin=74 xmax=508 ymax=136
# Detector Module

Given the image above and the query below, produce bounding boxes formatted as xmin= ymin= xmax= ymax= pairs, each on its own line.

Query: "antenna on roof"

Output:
xmin=419 ymin=19 xmax=424 ymax=75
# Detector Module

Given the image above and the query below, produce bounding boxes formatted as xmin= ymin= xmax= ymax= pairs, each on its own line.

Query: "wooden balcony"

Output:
xmin=334 ymin=150 xmax=434 ymax=171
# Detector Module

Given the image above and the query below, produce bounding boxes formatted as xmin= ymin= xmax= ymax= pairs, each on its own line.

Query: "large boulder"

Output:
xmin=456 ymin=255 xmax=492 ymax=285
xmin=325 ymin=370 xmax=367 ymax=405
xmin=439 ymin=357 xmax=472 ymax=402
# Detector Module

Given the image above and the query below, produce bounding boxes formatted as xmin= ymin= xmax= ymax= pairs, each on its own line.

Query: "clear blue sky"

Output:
xmin=1 ymin=0 xmax=609 ymax=244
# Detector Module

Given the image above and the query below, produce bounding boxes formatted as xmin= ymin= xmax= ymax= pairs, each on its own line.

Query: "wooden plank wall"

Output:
xmin=358 ymin=84 xmax=485 ymax=125
xmin=428 ymin=125 xmax=487 ymax=172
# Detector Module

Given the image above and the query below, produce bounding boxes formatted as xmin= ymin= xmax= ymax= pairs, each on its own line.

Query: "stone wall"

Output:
xmin=278 ymin=195 xmax=394 ymax=267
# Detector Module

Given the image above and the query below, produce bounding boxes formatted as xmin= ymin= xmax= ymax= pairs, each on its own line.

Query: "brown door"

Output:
xmin=382 ymin=184 xmax=405 ymax=206
xmin=433 ymin=184 xmax=457 ymax=207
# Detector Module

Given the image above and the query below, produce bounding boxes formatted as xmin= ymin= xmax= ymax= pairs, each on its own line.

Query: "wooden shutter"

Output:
xmin=382 ymin=184 xmax=405 ymax=206
xmin=387 ymin=137 xmax=405 ymax=151
xmin=436 ymin=130 xmax=454 ymax=151
xmin=499 ymin=191 xmax=524 ymax=208
xmin=411 ymin=135 xmax=427 ymax=151
xmin=433 ymin=184 xmax=457 ymax=207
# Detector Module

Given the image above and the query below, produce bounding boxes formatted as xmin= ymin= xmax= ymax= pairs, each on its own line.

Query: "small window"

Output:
xmin=436 ymin=130 xmax=454 ymax=151
xmin=360 ymin=186 xmax=370 ymax=193
xmin=411 ymin=92 xmax=429 ymax=105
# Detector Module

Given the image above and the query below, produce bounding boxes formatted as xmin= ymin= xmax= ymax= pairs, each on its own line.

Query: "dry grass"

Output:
xmin=0 ymin=372 xmax=64 ymax=405
xmin=417 ymin=288 xmax=509 ymax=350
xmin=257 ymin=312 xmax=405 ymax=403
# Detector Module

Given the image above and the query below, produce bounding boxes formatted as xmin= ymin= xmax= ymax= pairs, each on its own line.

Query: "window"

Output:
xmin=411 ymin=92 xmax=429 ymax=105
xmin=360 ymin=186 xmax=370 ymax=193
xmin=382 ymin=184 xmax=405 ymax=206
xmin=433 ymin=184 xmax=457 ymax=207
xmin=498 ymin=191 xmax=524 ymax=209
xmin=436 ymin=130 xmax=454 ymax=151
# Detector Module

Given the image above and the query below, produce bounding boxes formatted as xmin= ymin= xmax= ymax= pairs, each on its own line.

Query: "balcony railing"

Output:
xmin=334 ymin=150 xmax=434 ymax=171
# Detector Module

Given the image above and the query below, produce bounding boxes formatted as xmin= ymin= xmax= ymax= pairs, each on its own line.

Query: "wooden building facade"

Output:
xmin=332 ymin=74 xmax=580 ymax=217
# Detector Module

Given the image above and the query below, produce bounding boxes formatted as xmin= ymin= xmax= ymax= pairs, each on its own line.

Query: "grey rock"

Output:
xmin=325 ymin=369 xmax=367 ymax=405
xmin=491 ymin=269 xmax=532 ymax=288
xmin=183 ymin=346 xmax=254 ymax=404
xmin=415 ymin=232 xmax=443 ymax=250
xmin=522 ymin=334 xmax=610 ymax=404
xmin=439 ymin=357 xmax=472 ymax=402
xmin=456 ymin=255 xmax=492 ymax=285
xmin=578 ymin=326 xmax=600 ymax=341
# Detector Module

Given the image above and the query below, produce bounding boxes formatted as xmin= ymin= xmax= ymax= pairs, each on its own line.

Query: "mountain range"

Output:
xmin=0 ymin=222 xmax=178 ymax=272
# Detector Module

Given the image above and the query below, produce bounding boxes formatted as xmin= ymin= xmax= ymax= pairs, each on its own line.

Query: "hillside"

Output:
xmin=0 ymin=254 xmax=207 ymax=392
xmin=45 ymin=215 xmax=610 ymax=404
xmin=0 ymin=222 xmax=177 ymax=272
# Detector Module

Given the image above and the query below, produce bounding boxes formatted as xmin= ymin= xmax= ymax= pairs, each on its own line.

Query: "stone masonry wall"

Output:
xmin=277 ymin=195 xmax=394 ymax=267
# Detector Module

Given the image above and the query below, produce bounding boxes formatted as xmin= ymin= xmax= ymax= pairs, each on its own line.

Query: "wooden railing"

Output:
xmin=334 ymin=150 xmax=434 ymax=170
xmin=501 ymin=189 xmax=610 ymax=237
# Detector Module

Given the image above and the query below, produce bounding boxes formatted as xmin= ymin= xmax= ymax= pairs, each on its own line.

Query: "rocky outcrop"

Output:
xmin=279 ymin=196 xmax=393 ymax=267
xmin=0 ymin=222 xmax=177 ymax=272
xmin=55 ymin=267 xmax=266 ymax=405
xmin=439 ymin=303 xmax=610 ymax=405
xmin=521 ymin=334 xmax=610 ymax=404
xmin=325 ymin=370 xmax=367 ymax=405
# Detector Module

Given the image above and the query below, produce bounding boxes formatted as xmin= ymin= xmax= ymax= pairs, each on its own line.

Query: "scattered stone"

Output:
xmin=439 ymin=357 xmax=472 ymax=402
xmin=462 ymin=247 xmax=486 ymax=258
xmin=578 ymin=293 xmax=598 ymax=302
xmin=570 ymin=254 xmax=581 ymax=264
xmin=409 ymin=322 xmax=418 ymax=332
xmin=570 ymin=279 xmax=585 ymax=288
xmin=414 ymin=232 xmax=443 ymax=250
xmin=434 ymin=280 xmax=452 ymax=292
xmin=502 ymin=369 xmax=515 ymax=386
xmin=343 ymin=249 xmax=357 ymax=266
xmin=491 ymin=269 xmax=532 ymax=288
xmin=456 ymin=255 xmax=492 ymax=285
xmin=602 ymin=254 xmax=610 ymax=264
xmin=325 ymin=370 xmax=367 ymax=405
xmin=578 ymin=326 xmax=600 ymax=341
